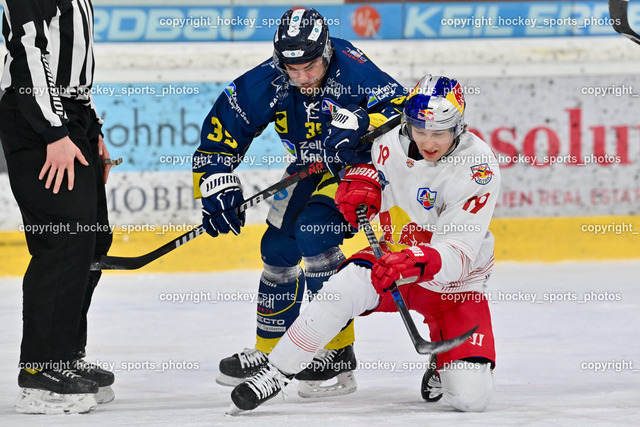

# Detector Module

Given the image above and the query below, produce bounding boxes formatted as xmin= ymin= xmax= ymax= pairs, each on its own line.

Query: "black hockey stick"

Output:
xmin=91 ymin=114 xmax=402 ymax=271
xmin=91 ymin=161 xmax=324 ymax=271
xmin=355 ymin=206 xmax=478 ymax=355
xmin=609 ymin=0 xmax=640 ymax=45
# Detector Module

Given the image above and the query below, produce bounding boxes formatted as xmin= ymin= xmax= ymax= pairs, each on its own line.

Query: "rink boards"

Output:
xmin=0 ymin=37 xmax=639 ymax=275
xmin=1 ymin=213 xmax=639 ymax=275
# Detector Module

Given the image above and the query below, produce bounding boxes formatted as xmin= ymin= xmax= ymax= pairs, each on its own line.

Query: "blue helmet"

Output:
xmin=273 ymin=8 xmax=332 ymax=80
xmin=403 ymin=74 xmax=466 ymax=139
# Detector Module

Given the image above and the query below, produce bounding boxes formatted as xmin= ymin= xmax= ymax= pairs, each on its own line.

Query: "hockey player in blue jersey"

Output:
xmin=193 ymin=7 xmax=405 ymax=397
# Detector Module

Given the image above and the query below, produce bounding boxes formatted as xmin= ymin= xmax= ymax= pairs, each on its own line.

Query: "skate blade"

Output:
xmin=216 ymin=373 xmax=246 ymax=387
xmin=297 ymin=371 xmax=357 ymax=398
xmin=96 ymin=386 xmax=115 ymax=404
xmin=225 ymin=402 xmax=245 ymax=416
xmin=15 ymin=388 xmax=98 ymax=414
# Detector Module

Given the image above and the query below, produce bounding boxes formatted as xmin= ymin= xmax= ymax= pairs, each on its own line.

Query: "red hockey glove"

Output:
xmin=371 ymin=246 xmax=442 ymax=295
xmin=334 ymin=164 xmax=381 ymax=228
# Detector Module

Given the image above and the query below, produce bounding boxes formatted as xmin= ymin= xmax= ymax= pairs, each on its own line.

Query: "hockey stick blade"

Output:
xmin=355 ymin=205 xmax=477 ymax=355
xmin=92 ymin=115 xmax=402 ymax=271
xmin=396 ymin=291 xmax=478 ymax=355
xmin=609 ymin=0 xmax=640 ymax=45
xmin=91 ymin=225 xmax=206 ymax=270
xmin=418 ymin=324 xmax=478 ymax=354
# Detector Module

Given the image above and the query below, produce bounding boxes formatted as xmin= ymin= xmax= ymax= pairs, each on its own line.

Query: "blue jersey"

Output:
xmin=193 ymin=38 xmax=406 ymax=197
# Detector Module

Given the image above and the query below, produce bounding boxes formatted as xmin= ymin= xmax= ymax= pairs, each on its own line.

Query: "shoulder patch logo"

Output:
xmin=417 ymin=187 xmax=437 ymax=210
xmin=366 ymin=93 xmax=379 ymax=108
xmin=224 ymin=82 xmax=236 ymax=99
xmin=470 ymin=163 xmax=494 ymax=185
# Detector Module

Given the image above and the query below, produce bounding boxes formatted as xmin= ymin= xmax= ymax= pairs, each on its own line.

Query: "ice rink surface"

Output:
xmin=0 ymin=261 xmax=639 ymax=426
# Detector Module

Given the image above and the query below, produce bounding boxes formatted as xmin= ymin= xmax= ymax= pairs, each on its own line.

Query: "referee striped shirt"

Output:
xmin=1 ymin=0 xmax=101 ymax=144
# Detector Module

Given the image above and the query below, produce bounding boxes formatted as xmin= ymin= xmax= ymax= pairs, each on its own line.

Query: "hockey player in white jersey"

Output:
xmin=227 ymin=74 xmax=500 ymax=414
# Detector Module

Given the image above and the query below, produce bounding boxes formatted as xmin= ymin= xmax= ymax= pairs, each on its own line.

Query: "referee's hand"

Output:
xmin=39 ymin=136 xmax=88 ymax=194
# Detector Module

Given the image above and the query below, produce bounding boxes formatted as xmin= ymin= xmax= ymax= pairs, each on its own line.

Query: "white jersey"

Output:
xmin=371 ymin=126 xmax=501 ymax=294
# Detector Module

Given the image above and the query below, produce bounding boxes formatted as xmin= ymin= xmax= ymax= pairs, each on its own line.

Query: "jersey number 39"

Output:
xmin=463 ymin=193 xmax=490 ymax=214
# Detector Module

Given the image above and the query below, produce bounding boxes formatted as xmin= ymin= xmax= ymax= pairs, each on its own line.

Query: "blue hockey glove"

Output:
xmin=322 ymin=105 xmax=370 ymax=176
xmin=200 ymin=173 xmax=245 ymax=237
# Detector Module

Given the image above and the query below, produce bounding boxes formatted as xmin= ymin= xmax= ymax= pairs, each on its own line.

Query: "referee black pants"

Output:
xmin=0 ymin=91 xmax=112 ymax=366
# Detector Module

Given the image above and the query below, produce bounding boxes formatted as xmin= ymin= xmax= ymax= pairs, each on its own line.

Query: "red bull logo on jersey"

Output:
xmin=417 ymin=187 xmax=437 ymax=210
xmin=380 ymin=207 xmax=433 ymax=250
xmin=396 ymin=222 xmax=433 ymax=246
xmin=470 ymin=163 xmax=494 ymax=185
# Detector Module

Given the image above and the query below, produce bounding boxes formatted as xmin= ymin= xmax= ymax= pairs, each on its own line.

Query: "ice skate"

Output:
xmin=227 ymin=363 xmax=293 ymax=414
xmin=15 ymin=368 xmax=98 ymax=414
xmin=73 ymin=359 xmax=116 ymax=404
xmin=295 ymin=344 xmax=358 ymax=398
xmin=217 ymin=347 xmax=269 ymax=386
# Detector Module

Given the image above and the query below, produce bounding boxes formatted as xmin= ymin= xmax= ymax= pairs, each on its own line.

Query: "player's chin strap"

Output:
xmin=354 ymin=205 xmax=478 ymax=355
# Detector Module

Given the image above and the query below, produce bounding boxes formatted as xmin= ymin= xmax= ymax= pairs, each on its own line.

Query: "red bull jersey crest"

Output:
xmin=470 ymin=163 xmax=494 ymax=185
